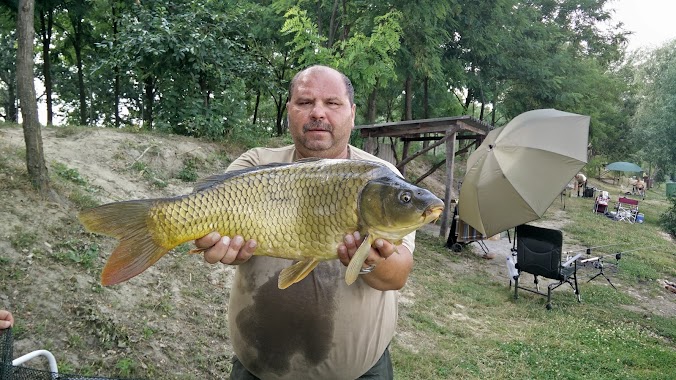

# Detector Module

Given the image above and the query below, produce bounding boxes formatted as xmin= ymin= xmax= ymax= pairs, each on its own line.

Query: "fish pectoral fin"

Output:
xmin=188 ymin=247 xmax=206 ymax=255
xmin=345 ymin=234 xmax=374 ymax=286
xmin=278 ymin=259 xmax=321 ymax=289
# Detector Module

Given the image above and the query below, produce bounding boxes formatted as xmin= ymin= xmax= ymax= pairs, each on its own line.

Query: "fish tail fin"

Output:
xmin=78 ymin=200 xmax=169 ymax=286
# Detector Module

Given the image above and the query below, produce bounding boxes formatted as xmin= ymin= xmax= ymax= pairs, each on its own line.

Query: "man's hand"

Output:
xmin=337 ymin=232 xmax=412 ymax=291
xmin=337 ymin=232 xmax=394 ymax=269
xmin=195 ymin=232 xmax=257 ymax=265
xmin=0 ymin=310 xmax=14 ymax=330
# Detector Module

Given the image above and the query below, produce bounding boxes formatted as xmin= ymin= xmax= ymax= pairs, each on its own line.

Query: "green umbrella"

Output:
xmin=606 ymin=161 xmax=642 ymax=173
xmin=459 ymin=109 xmax=590 ymax=237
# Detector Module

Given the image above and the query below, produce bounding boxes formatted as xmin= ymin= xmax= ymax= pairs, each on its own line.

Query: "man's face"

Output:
xmin=287 ymin=68 xmax=356 ymax=159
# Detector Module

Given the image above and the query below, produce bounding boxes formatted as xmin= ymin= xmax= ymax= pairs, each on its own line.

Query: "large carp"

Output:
xmin=78 ymin=158 xmax=444 ymax=289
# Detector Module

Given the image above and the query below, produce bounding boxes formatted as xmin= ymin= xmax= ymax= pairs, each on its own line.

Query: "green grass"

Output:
xmin=392 ymin=184 xmax=676 ymax=380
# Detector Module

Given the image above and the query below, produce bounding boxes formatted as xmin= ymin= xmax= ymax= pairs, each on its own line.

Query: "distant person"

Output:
xmin=575 ymin=173 xmax=587 ymax=197
xmin=634 ymin=179 xmax=646 ymax=199
xmin=0 ymin=309 xmax=14 ymax=329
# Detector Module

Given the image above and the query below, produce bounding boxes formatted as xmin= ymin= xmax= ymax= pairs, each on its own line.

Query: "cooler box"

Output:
xmin=583 ymin=187 xmax=595 ymax=198
xmin=667 ymin=182 xmax=676 ymax=198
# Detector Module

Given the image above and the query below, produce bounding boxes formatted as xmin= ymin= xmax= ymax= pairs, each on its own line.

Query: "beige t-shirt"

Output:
xmin=226 ymin=145 xmax=415 ymax=380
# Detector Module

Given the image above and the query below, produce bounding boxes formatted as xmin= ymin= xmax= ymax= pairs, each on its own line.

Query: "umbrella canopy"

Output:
xmin=459 ymin=109 xmax=590 ymax=237
xmin=606 ymin=161 xmax=642 ymax=173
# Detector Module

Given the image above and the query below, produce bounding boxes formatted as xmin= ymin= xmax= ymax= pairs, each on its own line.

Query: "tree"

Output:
xmin=17 ymin=0 xmax=51 ymax=196
xmin=631 ymin=40 xmax=676 ymax=181
xmin=36 ymin=0 xmax=62 ymax=125
xmin=0 ymin=7 xmax=18 ymax=122
xmin=0 ymin=29 xmax=18 ymax=122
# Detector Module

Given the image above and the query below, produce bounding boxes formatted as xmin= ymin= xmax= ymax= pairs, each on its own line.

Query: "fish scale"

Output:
xmin=149 ymin=162 xmax=364 ymax=260
xmin=78 ymin=159 xmax=444 ymax=288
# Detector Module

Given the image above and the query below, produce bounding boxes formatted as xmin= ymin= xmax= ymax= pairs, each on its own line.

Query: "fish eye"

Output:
xmin=399 ymin=191 xmax=412 ymax=203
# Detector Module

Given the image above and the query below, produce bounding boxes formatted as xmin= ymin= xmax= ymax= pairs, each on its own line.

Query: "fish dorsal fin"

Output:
xmin=278 ymin=258 xmax=321 ymax=289
xmin=294 ymin=157 xmax=323 ymax=163
xmin=192 ymin=162 xmax=293 ymax=192
xmin=344 ymin=234 xmax=374 ymax=285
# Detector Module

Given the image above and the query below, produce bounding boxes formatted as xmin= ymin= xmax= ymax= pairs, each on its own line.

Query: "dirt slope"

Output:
xmin=1 ymin=127 xmax=244 ymax=379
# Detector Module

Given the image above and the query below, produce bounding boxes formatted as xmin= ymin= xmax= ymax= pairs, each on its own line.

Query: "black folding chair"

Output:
xmin=511 ymin=224 xmax=581 ymax=310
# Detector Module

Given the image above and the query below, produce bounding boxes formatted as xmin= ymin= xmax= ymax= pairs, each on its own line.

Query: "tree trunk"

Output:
xmin=327 ymin=0 xmax=339 ymax=47
xmin=39 ymin=8 xmax=54 ymax=125
xmin=423 ymin=76 xmax=430 ymax=149
xmin=199 ymin=73 xmax=210 ymax=109
xmin=403 ymin=74 xmax=412 ymax=120
xmin=464 ymin=87 xmax=473 ymax=113
xmin=491 ymin=91 xmax=497 ymax=126
xmin=112 ymin=2 xmax=120 ymax=128
xmin=316 ymin=0 xmax=322 ymax=38
xmin=6 ymin=74 xmax=18 ymax=123
xmin=423 ymin=76 xmax=430 ymax=119
xmin=275 ymin=93 xmax=285 ymax=136
xmin=341 ymin=0 xmax=349 ymax=41
xmin=252 ymin=91 xmax=260 ymax=125
xmin=143 ymin=76 xmax=154 ymax=129
xmin=367 ymin=86 xmax=377 ymax=124
xmin=17 ymin=0 xmax=50 ymax=196
xmin=75 ymin=32 xmax=87 ymax=125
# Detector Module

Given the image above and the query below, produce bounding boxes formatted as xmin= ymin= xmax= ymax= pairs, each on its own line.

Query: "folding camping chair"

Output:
xmin=446 ymin=205 xmax=489 ymax=255
xmin=1 ymin=328 xmax=142 ymax=380
xmin=593 ymin=191 xmax=610 ymax=214
xmin=511 ymin=224 xmax=581 ymax=310
xmin=615 ymin=197 xmax=639 ymax=223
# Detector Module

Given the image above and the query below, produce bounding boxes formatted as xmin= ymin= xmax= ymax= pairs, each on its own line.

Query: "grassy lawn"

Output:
xmin=391 ymin=182 xmax=675 ymax=380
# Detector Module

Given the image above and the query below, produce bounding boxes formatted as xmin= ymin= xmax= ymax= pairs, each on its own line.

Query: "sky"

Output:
xmin=608 ymin=0 xmax=676 ymax=51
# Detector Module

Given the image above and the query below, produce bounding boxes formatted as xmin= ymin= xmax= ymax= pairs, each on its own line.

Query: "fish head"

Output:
xmin=359 ymin=175 xmax=444 ymax=239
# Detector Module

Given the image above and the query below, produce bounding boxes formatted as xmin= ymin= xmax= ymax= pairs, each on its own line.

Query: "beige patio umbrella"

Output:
xmin=458 ymin=109 xmax=590 ymax=237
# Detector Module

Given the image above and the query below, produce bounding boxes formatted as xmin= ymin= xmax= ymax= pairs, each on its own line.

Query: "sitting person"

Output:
xmin=594 ymin=191 xmax=610 ymax=213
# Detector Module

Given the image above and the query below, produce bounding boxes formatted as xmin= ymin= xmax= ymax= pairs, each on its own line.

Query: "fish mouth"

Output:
xmin=423 ymin=205 xmax=445 ymax=224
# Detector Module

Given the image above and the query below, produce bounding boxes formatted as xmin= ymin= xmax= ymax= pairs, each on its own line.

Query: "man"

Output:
xmin=574 ymin=173 xmax=587 ymax=197
xmin=195 ymin=65 xmax=415 ymax=379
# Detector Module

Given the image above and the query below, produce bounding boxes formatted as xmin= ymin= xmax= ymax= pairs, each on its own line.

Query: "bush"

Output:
xmin=659 ymin=196 xmax=676 ymax=236
xmin=177 ymin=158 xmax=199 ymax=182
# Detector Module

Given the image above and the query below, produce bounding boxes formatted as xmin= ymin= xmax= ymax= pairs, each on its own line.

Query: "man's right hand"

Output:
xmin=196 ymin=232 xmax=257 ymax=265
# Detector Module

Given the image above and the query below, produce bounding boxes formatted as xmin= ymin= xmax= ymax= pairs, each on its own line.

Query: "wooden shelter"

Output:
xmin=355 ymin=116 xmax=492 ymax=238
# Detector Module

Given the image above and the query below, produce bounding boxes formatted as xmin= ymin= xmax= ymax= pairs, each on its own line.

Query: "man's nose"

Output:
xmin=309 ymin=103 xmax=327 ymax=119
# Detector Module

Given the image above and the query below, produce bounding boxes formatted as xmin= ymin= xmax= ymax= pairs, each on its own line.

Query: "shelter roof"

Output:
xmin=355 ymin=115 xmax=491 ymax=138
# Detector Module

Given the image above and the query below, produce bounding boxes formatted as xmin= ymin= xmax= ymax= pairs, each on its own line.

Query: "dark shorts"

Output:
xmin=229 ymin=346 xmax=393 ymax=380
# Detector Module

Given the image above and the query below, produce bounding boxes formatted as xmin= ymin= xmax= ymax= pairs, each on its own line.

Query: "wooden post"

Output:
xmin=401 ymin=140 xmax=410 ymax=176
xmin=439 ymin=129 xmax=456 ymax=239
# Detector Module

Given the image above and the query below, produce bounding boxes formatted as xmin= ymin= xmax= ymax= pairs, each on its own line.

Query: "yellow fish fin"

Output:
xmin=78 ymin=200 xmax=171 ymax=286
xmin=278 ymin=258 xmax=321 ymax=289
xmin=344 ymin=234 xmax=374 ymax=286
